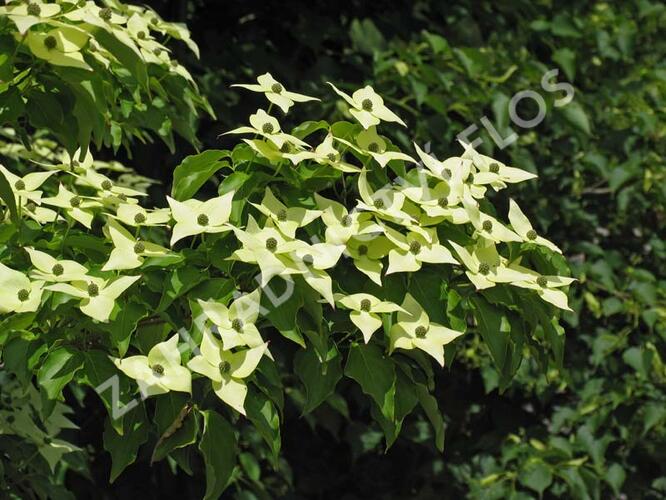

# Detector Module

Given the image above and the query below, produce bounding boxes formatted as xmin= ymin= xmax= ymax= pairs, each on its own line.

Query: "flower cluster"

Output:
xmin=0 ymin=74 xmax=573 ymax=415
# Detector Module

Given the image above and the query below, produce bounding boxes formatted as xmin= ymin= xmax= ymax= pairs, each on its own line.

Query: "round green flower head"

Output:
xmin=526 ymin=229 xmax=538 ymax=240
xmin=373 ymin=198 xmax=385 ymax=209
xmin=99 ymin=7 xmax=113 ymax=21
xmin=117 ymin=194 xmax=127 ymax=202
xmin=409 ymin=240 xmax=421 ymax=255
xmin=271 ymin=83 xmax=283 ymax=94
xmin=367 ymin=142 xmax=379 ymax=153
xmin=442 ymin=168 xmax=452 ymax=179
xmin=25 ymin=202 xmax=36 ymax=212
xmin=14 ymin=180 xmax=25 ymax=191
xmin=27 ymin=3 xmax=41 ymax=16
xmin=134 ymin=213 xmax=146 ymax=224
xmin=133 ymin=242 xmax=145 ymax=254
xmin=489 ymin=163 xmax=500 ymax=173
xmin=52 ymin=264 xmax=64 ymax=276
xmin=327 ymin=152 xmax=337 ymax=162
xmin=341 ymin=214 xmax=353 ymax=227
xmin=219 ymin=361 xmax=231 ymax=374
xmin=360 ymin=299 xmax=372 ymax=312
xmin=197 ymin=214 xmax=209 ymax=226
xmin=17 ymin=289 xmax=30 ymax=302
xmin=482 ymin=220 xmax=493 ymax=232
xmin=70 ymin=196 xmax=82 ymax=207
xmin=361 ymin=99 xmax=373 ymax=111
xmin=151 ymin=363 xmax=164 ymax=376
xmin=101 ymin=180 xmax=112 ymax=190
xmin=302 ymin=254 xmax=314 ymax=266
xmin=87 ymin=283 xmax=99 ymax=297
xmin=415 ymin=325 xmax=428 ymax=338
xmin=279 ymin=143 xmax=291 ymax=153
xmin=536 ymin=276 xmax=548 ymax=288
xmin=437 ymin=198 xmax=448 ymax=208
xmin=137 ymin=31 xmax=146 ymax=40
xmin=153 ymin=48 xmax=162 ymax=56
xmin=265 ymin=237 xmax=278 ymax=251
xmin=276 ymin=209 xmax=287 ymax=222
xmin=231 ymin=318 xmax=243 ymax=332
xmin=262 ymin=123 xmax=274 ymax=134
xmin=357 ymin=244 xmax=368 ymax=256
xmin=478 ymin=262 xmax=491 ymax=275
xmin=170 ymin=59 xmax=178 ymax=67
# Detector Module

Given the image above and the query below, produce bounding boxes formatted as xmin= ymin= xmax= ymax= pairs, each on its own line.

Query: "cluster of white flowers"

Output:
xmin=0 ymin=73 xmax=573 ymax=414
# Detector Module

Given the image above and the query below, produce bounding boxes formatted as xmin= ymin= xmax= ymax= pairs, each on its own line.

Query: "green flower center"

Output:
xmin=99 ymin=7 xmax=113 ymax=21
xmin=117 ymin=194 xmax=127 ymax=201
xmin=361 ymin=98 xmax=373 ymax=111
xmin=526 ymin=229 xmax=537 ymax=240
xmin=489 ymin=163 xmax=500 ymax=173
xmin=133 ymin=242 xmax=145 ymax=254
xmin=137 ymin=31 xmax=146 ymax=40
xmin=17 ymin=289 xmax=30 ymax=302
xmin=87 ymin=283 xmax=99 ymax=297
xmin=482 ymin=220 xmax=493 ymax=232
xmin=276 ymin=209 xmax=288 ymax=222
xmin=302 ymin=254 xmax=314 ymax=266
xmin=25 ymin=202 xmax=36 ymax=212
xmin=44 ymin=35 xmax=57 ymax=50
xmin=101 ymin=180 xmax=112 ymax=190
xmin=341 ymin=214 xmax=353 ymax=227
xmin=197 ymin=214 xmax=209 ymax=226
xmin=153 ymin=48 xmax=163 ymax=56
xmin=367 ymin=142 xmax=379 ymax=153
xmin=279 ymin=143 xmax=291 ymax=153
xmin=373 ymin=199 xmax=385 ymax=210
xmin=150 ymin=17 xmax=158 ymax=25
xmin=478 ymin=263 xmax=490 ymax=275
xmin=27 ymin=3 xmax=41 ymax=16
xmin=536 ymin=276 xmax=548 ymax=288
xmin=271 ymin=83 xmax=283 ymax=94
xmin=266 ymin=237 xmax=278 ymax=251
xmin=231 ymin=318 xmax=243 ymax=332
xmin=409 ymin=240 xmax=421 ymax=255
xmin=262 ymin=123 xmax=274 ymax=134
xmin=442 ymin=168 xmax=452 ymax=180
xmin=170 ymin=59 xmax=178 ymax=67
xmin=219 ymin=361 xmax=231 ymax=374
xmin=14 ymin=180 xmax=25 ymax=190
xmin=152 ymin=364 xmax=164 ymax=376
xmin=357 ymin=244 xmax=368 ymax=256
xmin=70 ymin=196 xmax=82 ymax=208
xmin=326 ymin=152 xmax=337 ymax=162
xmin=134 ymin=213 xmax=146 ymax=224
xmin=437 ymin=197 xmax=448 ymax=208
xmin=415 ymin=325 xmax=428 ymax=338
xmin=360 ymin=299 xmax=371 ymax=312
xmin=52 ymin=264 xmax=64 ymax=276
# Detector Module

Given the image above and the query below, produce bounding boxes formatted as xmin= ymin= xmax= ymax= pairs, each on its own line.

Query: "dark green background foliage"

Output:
xmin=4 ymin=0 xmax=666 ymax=498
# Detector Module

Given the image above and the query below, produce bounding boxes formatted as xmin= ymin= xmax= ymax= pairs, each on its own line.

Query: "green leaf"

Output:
xmin=349 ymin=19 xmax=386 ymax=55
xmin=415 ymin=384 xmax=446 ymax=452
xmin=103 ymin=405 xmax=149 ymax=482
xmin=171 ymin=149 xmax=231 ymax=201
xmin=37 ymin=346 xmax=84 ymax=400
xmin=518 ymin=462 xmax=553 ymax=495
xmin=262 ymin=278 xmax=306 ymax=347
xmin=344 ymin=343 xmax=396 ymax=421
xmin=294 ymin=344 xmax=342 ymax=414
xmin=198 ymin=409 xmax=237 ymax=500
xmin=559 ymin=101 xmax=591 ymax=135
xmin=245 ymin=388 xmax=281 ymax=464
xmin=552 ymin=48 xmax=576 ymax=81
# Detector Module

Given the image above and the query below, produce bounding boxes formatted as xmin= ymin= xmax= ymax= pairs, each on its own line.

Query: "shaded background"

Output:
xmin=74 ymin=0 xmax=666 ymax=498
